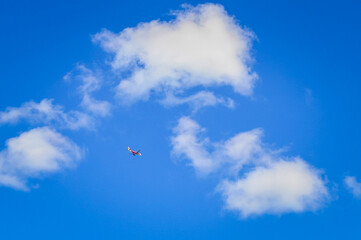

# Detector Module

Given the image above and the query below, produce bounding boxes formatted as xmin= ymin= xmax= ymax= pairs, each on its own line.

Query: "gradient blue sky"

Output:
xmin=1 ymin=1 xmax=361 ymax=239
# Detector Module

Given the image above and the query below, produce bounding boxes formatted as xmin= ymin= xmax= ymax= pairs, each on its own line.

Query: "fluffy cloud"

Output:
xmin=0 ymin=99 xmax=93 ymax=130
xmin=171 ymin=117 xmax=215 ymax=174
xmin=218 ymin=159 xmax=328 ymax=217
xmin=219 ymin=128 xmax=264 ymax=174
xmin=171 ymin=116 xmax=263 ymax=175
xmin=93 ymin=3 xmax=257 ymax=103
xmin=344 ymin=176 xmax=361 ymax=198
xmin=171 ymin=117 xmax=329 ymax=217
xmin=64 ymin=65 xmax=111 ymax=117
xmin=0 ymin=127 xmax=82 ymax=191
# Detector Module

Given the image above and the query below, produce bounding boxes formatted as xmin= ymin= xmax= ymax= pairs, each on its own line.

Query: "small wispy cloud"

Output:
xmin=0 ymin=99 xmax=94 ymax=130
xmin=171 ymin=117 xmax=329 ymax=217
xmin=64 ymin=65 xmax=111 ymax=117
xmin=305 ymin=88 xmax=314 ymax=106
xmin=93 ymin=3 xmax=257 ymax=104
xmin=161 ymin=91 xmax=234 ymax=112
xmin=0 ymin=127 xmax=82 ymax=191
xmin=344 ymin=176 xmax=361 ymax=198
xmin=81 ymin=94 xmax=111 ymax=117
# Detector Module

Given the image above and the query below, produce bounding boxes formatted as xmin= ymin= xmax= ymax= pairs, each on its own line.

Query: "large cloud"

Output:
xmin=219 ymin=159 xmax=328 ymax=217
xmin=0 ymin=127 xmax=82 ymax=191
xmin=171 ymin=117 xmax=329 ymax=217
xmin=93 ymin=3 xmax=257 ymax=103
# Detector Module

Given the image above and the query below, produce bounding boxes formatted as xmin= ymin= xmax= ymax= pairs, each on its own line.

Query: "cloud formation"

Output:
xmin=219 ymin=159 xmax=328 ymax=217
xmin=172 ymin=117 xmax=215 ymax=174
xmin=161 ymin=91 xmax=234 ymax=112
xmin=0 ymin=99 xmax=93 ymax=130
xmin=0 ymin=127 xmax=82 ymax=191
xmin=94 ymin=3 xmax=257 ymax=103
xmin=171 ymin=117 xmax=329 ymax=217
xmin=0 ymin=65 xmax=112 ymax=191
xmin=64 ymin=65 xmax=111 ymax=117
xmin=344 ymin=176 xmax=361 ymax=198
xmin=171 ymin=116 xmax=263 ymax=175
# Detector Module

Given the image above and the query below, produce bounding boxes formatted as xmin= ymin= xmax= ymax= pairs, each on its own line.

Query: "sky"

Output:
xmin=0 ymin=0 xmax=361 ymax=239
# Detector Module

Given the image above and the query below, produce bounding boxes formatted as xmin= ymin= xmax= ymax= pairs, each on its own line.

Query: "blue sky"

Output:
xmin=1 ymin=0 xmax=361 ymax=239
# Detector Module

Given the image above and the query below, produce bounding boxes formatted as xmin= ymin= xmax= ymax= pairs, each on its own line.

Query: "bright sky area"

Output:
xmin=0 ymin=1 xmax=361 ymax=239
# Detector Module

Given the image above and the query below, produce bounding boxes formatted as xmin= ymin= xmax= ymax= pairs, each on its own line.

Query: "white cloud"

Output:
xmin=81 ymin=94 xmax=111 ymax=117
xmin=161 ymin=91 xmax=234 ymax=112
xmin=64 ymin=65 xmax=111 ymax=117
xmin=0 ymin=127 xmax=82 ymax=191
xmin=0 ymin=99 xmax=93 ymax=130
xmin=93 ymin=3 xmax=257 ymax=103
xmin=171 ymin=116 xmax=264 ymax=175
xmin=171 ymin=117 xmax=215 ymax=174
xmin=171 ymin=117 xmax=329 ymax=217
xmin=344 ymin=176 xmax=361 ymax=198
xmin=218 ymin=159 xmax=329 ymax=217
xmin=0 ymin=174 xmax=27 ymax=191
xmin=220 ymin=128 xmax=264 ymax=174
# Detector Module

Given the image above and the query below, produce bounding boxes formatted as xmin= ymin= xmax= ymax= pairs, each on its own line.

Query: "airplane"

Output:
xmin=128 ymin=146 xmax=141 ymax=156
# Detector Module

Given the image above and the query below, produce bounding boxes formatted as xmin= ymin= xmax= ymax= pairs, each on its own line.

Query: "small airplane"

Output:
xmin=128 ymin=146 xmax=141 ymax=156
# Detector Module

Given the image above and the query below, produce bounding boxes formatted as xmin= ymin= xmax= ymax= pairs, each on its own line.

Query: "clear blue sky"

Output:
xmin=1 ymin=0 xmax=361 ymax=239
